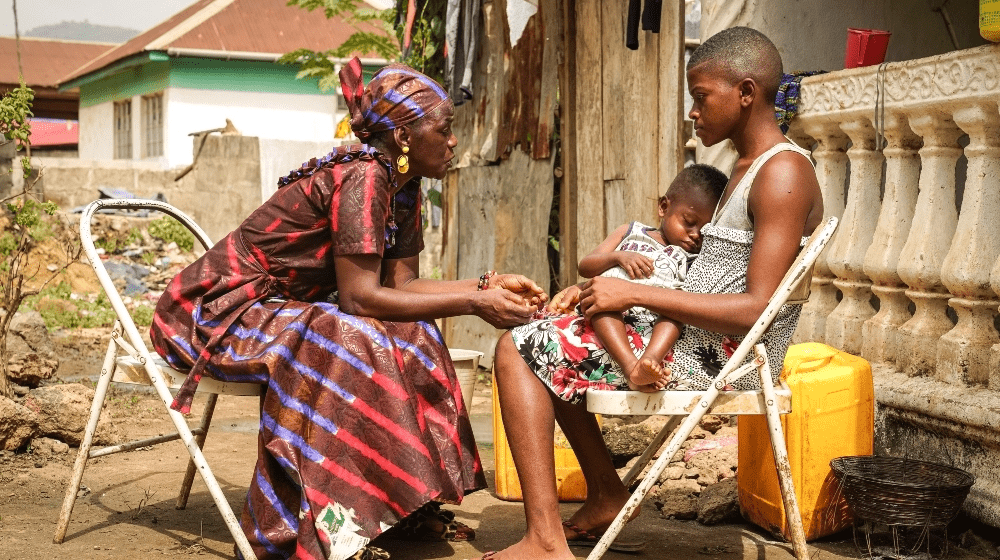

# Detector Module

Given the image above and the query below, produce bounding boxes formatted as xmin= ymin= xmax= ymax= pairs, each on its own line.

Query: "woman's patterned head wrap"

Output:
xmin=339 ymin=57 xmax=450 ymax=142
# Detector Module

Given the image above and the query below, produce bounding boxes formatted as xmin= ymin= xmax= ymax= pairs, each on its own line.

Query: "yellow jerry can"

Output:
xmin=492 ymin=374 xmax=589 ymax=502
xmin=738 ymin=342 xmax=874 ymax=541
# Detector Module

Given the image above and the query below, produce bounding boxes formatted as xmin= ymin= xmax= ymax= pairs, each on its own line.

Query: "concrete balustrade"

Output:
xmin=895 ymin=113 xmax=963 ymax=377
xmin=823 ymin=118 xmax=882 ymax=355
xmin=785 ymin=44 xmax=1000 ymax=526
xmin=861 ymin=113 xmax=921 ymax=364
xmin=938 ymin=104 xmax=1000 ymax=386
xmin=792 ymin=123 xmax=848 ymax=343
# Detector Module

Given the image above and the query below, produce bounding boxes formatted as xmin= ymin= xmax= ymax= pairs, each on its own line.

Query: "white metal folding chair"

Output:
xmin=584 ymin=216 xmax=839 ymax=560
xmin=53 ymin=199 xmax=260 ymax=560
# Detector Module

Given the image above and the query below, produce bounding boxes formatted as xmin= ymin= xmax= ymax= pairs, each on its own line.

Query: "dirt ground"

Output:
xmin=0 ymin=331 xmax=993 ymax=560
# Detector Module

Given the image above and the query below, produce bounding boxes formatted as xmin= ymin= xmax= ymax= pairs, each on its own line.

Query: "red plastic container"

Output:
xmin=844 ymin=28 xmax=891 ymax=69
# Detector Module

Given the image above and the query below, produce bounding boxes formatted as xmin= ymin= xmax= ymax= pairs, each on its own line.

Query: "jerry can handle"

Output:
xmin=784 ymin=346 xmax=838 ymax=377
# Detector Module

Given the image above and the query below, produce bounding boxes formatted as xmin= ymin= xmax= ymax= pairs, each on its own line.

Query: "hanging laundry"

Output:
xmin=445 ymin=0 xmax=480 ymax=105
xmin=626 ymin=0 xmax=663 ymax=50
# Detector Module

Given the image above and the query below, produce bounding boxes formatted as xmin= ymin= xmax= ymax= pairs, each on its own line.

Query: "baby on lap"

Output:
xmin=579 ymin=164 xmax=728 ymax=391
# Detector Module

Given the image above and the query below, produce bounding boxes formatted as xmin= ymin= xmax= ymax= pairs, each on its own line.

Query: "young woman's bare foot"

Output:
xmin=562 ymin=492 xmax=641 ymax=543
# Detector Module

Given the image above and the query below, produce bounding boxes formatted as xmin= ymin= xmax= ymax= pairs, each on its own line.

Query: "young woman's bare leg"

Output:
xmin=492 ymin=333 xmax=574 ymax=559
xmin=493 ymin=333 xmax=638 ymax=558
xmin=550 ymin=392 xmax=637 ymax=535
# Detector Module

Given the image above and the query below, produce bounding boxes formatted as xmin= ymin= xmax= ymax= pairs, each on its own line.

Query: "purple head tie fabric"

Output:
xmin=339 ymin=57 xmax=450 ymax=142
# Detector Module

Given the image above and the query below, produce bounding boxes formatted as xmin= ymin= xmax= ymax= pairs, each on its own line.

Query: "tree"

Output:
xmin=278 ymin=0 xmax=446 ymax=91
xmin=0 ymin=39 xmax=80 ymax=398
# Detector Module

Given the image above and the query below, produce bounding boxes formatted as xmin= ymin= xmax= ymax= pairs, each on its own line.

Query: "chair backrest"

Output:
xmin=79 ymin=199 xmax=213 ymax=373
xmin=714 ymin=216 xmax=839 ymax=385
xmin=770 ymin=216 xmax=838 ymax=307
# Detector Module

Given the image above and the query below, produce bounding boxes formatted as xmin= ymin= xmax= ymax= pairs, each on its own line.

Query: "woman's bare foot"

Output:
xmin=481 ymin=533 xmax=575 ymax=560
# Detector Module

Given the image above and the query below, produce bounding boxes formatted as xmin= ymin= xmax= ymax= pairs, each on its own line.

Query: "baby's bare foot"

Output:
xmin=628 ymin=357 xmax=662 ymax=386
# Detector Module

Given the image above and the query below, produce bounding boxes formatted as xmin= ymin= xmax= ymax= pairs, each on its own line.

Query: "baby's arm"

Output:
xmin=578 ymin=223 xmax=654 ymax=279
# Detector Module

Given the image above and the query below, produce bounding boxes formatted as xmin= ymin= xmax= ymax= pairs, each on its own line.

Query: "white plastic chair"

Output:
xmin=53 ymin=199 xmax=259 ymax=560
xmin=584 ymin=216 xmax=839 ymax=560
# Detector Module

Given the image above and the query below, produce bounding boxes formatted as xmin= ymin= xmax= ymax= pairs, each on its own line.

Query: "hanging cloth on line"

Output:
xmin=626 ymin=0 xmax=663 ymax=50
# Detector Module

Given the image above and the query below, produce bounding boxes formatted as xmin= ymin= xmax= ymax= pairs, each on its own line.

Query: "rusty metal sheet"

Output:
xmin=0 ymin=37 xmax=115 ymax=88
xmin=452 ymin=0 xmax=560 ymax=164
xmin=62 ymin=0 xmax=382 ymax=85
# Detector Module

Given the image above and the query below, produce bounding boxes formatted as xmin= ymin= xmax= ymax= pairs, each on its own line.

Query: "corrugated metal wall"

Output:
xmin=442 ymin=0 xmax=686 ymax=364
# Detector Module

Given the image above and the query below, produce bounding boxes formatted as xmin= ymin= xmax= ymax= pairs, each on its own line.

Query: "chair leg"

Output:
xmin=621 ymin=416 xmax=681 ymax=488
xmin=755 ymin=344 xmax=808 ymax=559
xmin=176 ymin=393 xmax=218 ymax=509
xmin=143 ymin=368 xmax=257 ymax=560
xmin=53 ymin=329 xmax=120 ymax=544
xmin=586 ymin=391 xmax=720 ymax=560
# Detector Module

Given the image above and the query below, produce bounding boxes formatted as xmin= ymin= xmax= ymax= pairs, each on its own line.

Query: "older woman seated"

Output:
xmin=150 ymin=58 xmax=546 ymax=560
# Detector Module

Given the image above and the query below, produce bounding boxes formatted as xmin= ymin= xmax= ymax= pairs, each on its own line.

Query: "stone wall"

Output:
xmin=21 ymin=134 xmax=261 ymax=245
xmin=186 ymin=135 xmax=262 ymax=243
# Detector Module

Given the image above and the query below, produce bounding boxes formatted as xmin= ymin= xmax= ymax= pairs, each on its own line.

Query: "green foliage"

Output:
xmin=0 ymin=80 xmax=35 ymax=178
xmin=7 ymin=199 xmax=56 ymax=229
xmin=140 ymin=251 xmax=157 ymax=266
xmin=280 ymin=0 xmax=400 ymax=92
xmin=94 ymin=228 xmax=143 ymax=255
xmin=0 ymin=232 xmax=15 ymax=257
xmin=20 ymin=282 xmax=118 ymax=330
xmin=0 ymin=199 xmax=56 ymax=272
xmin=393 ymin=0 xmax=446 ymax=82
xmin=282 ymin=0 xmax=448 ymax=92
xmin=132 ymin=304 xmax=155 ymax=327
xmin=148 ymin=216 xmax=194 ymax=252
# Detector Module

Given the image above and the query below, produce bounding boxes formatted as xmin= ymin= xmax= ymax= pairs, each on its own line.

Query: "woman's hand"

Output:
xmin=491 ymin=274 xmax=548 ymax=306
xmin=546 ymin=283 xmax=582 ymax=314
xmin=475 ymin=288 xmax=539 ymax=328
xmin=578 ymin=276 xmax=635 ymax=319
xmin=615 ymin=252 xmax=654 ymax=279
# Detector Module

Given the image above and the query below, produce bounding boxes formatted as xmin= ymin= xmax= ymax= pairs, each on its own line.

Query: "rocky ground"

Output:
xmin=2 ymin=212 xmax=1000 ymax=559
xmin=0 ymin=330 xmax=997 ymax=559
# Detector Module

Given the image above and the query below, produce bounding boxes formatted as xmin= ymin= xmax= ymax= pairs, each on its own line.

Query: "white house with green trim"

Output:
xmin=59 ymin=0 xmax=385 ymax=170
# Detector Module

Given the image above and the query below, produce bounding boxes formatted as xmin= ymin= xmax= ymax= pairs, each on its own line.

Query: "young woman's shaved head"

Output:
xmin=687 ymin=27 xmax=783 ymax=104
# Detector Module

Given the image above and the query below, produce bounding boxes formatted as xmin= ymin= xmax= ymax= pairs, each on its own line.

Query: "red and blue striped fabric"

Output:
xmin=150 ymin=145 xmax=484 ymax=559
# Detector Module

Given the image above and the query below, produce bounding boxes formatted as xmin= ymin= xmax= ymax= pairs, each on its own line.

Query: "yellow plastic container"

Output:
xmin=738 ymin=343 xmax=874 ymax=541
xmin=492 ymin=374 xmax=588 ymax=502
xmin=982 ymin=0 xmax=1000 ymax=42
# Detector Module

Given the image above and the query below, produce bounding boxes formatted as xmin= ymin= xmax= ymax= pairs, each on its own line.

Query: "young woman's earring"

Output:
xmin=396 ymin=146 xmax=410 ymax=174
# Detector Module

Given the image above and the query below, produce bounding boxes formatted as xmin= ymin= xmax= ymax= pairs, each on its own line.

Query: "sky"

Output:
xmin=0 ymin=0 xmax=195 ymax=38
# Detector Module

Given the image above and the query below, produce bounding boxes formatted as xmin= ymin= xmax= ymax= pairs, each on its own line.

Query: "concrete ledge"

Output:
xmin=874 ymin=364 xmax=1000 ymax=526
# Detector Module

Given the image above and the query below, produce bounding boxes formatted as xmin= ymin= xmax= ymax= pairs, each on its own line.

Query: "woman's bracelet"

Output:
xmin=477 ymin=270 xmax=497 ymax=291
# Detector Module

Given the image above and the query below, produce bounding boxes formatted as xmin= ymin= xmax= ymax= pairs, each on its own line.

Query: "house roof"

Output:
xmin=0 ymin=37 xmax=116 ymax=89
xmin=28 ymin=118 xmax=80 ymax=146
xmin=61 ymin=0 xmax=387 ymax=86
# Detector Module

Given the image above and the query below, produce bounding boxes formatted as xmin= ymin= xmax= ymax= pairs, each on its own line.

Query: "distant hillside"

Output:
xmin=26 ymin=21 xmax=137 ymax=43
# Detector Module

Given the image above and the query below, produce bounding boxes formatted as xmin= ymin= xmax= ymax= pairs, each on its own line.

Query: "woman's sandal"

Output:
xmin=562 ymin=520 xmax=646 ymax=553
xmin=348 ymin=545 xmax=391 ymax=560
xmin=383 ymin=502 xmax=476 ymax=542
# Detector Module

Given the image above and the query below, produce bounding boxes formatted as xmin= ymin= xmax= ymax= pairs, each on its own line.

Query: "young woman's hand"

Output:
xmin=475 ymin=288 xmax=539 ymax=328
xmin=491 ymin=274 xmax=548 ymax=306
xmin=578 ymin=276 xmax=635 ymax=319
xmin=546 ymin=283 xmax=583 ymax=314
xmin=614 ymin=252 xmax=655 ymax=279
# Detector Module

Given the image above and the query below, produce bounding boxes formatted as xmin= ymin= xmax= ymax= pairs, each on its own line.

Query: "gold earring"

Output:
xmin=396 ymin=146 xmax=410 ymax=174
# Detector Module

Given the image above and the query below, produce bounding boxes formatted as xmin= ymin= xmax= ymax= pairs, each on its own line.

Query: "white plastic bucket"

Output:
xmin=449 ymin=348 xmax=484 ymax=409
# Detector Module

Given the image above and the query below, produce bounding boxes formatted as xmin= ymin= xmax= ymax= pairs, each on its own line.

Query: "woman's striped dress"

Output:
xmin=150 ymin=145 xmax=485 ymax=560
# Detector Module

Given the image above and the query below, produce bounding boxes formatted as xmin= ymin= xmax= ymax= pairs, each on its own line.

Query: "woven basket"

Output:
xmin=830 ymin=456 xmax=974 ymax=528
